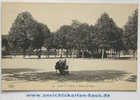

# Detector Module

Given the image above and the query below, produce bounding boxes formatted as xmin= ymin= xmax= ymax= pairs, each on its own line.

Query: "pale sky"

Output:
xmin=2 ymin=2 xmax=138 ymax=34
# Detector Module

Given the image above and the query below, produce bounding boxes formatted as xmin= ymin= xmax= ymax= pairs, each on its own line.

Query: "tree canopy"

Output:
xmin=8 ymin=11 xmax=50 ymax=55
xmin=94 ymin=13 xmax=123 ymax=50
xmin=123 ymin=9 xmax=138 ymax=51
xmin=5 ymin=9 xmax=138 ymax=58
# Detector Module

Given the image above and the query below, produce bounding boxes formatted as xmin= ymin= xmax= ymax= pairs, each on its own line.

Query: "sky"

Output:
xmin=2 ymin=2 xmax=138 ymax=34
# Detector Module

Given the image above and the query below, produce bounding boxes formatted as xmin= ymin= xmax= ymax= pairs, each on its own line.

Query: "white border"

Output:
xmin=0 ymin=0 xmax=139 ymax=100
xmin=1 ymin=0 xmax=139 ymax=3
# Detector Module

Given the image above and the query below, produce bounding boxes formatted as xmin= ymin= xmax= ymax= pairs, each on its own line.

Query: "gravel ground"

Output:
xmin=1 ymin=57 xmax=137 ymax=91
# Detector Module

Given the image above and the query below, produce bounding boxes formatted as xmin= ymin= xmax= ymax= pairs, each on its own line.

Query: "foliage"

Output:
xmin=123 ymin=9 xmax=138 ymax=51
xmin=8 ymin=11 xmax=50 ymax=55
xmin=94 ymin=13 xmax=123 ymax=50
xmin=6 ymin=9 xmax=138 ymax=58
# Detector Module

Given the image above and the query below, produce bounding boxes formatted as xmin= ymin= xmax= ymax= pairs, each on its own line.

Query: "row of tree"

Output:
xmin=2 ymin=9 xmax=138 ymax=58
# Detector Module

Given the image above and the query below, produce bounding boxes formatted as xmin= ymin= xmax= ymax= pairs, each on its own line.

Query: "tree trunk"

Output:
xmin=118 ymin=51 xmax=120 ymax=58
xmin=133 ymin=50 xmax=137 ymax=59
xmin=135 ymin=50 xmax=137 ymax=59
xmin=110 ymin=49 xmax=112 ymax=58
xmin=58 ymin=49 xmax=60 ymax=57
xmin=55 ymin=49 xmax=56 ymax=58
xmin=77 ymin=49 xmax=80 ymax=58
xmin=70 ymin=49 xmax=72 ymax=58
xmin=38 ymin=49 xmax=41 ymax=59
xmin=23 ymin=49 xmax=26 ymax=58
xmin=66 ymin=49 xmax=68 ymax=58
xmin=96 ymin=48 xmax=99 ymax=58
xmin=82 ymin=49 xmax=84 ymax=58
xmin=101 ymin=49 xmax=104 ymax=59
xmin=60 ymin=49 xmax=63 ymax=58
xmin=71 ymin=49 xmax=74 ymax=58
xmin=47 ymin=49 xmax=50 ymax=58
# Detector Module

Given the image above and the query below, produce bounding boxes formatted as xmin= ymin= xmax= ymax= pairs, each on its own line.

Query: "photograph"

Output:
xmin=1 ymin=2 xmax=138 ymax=91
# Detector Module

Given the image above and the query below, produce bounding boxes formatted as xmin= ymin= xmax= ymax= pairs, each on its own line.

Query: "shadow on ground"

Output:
xmin=2 ymin=68 xmax=37 ymax=74
xmin=2 ymin=68 xmax=136 ymax=82
xmin=125 ymin=75 xmax=137 ymax=82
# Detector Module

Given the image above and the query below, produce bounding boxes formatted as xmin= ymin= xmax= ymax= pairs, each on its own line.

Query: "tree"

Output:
xmin=74 ymin=23 xmax=91 ymax=57
xmin=86 ymin=25 xmax=99 ymax=58
xmin=9 ymin=12 xmax=36 ymax=56
xmin=32 ymin=23 xmax=50 ymax=50
xmin=123 ymin=9 xmax=138 ymax=56
xmin=56 ymin=21 xmax=91 ymax=58
xmin=94 ymin=13 xmax=123 ymax=58
xmin=55 ymin=25 xmax=76 ymax=57
xmin=8 ymin=11 xmax=50 ymax=58
xmin=56 ymin=20 xmax=94 ymax=58
xmin=31 ymin=22 xmax=50 ymax=58
xmin=2 ymin=35 xmax=9 ymax=56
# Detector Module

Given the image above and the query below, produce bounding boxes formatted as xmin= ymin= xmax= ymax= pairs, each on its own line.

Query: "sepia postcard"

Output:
xmin=1 ymin=2 xmax=138 ymax=91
